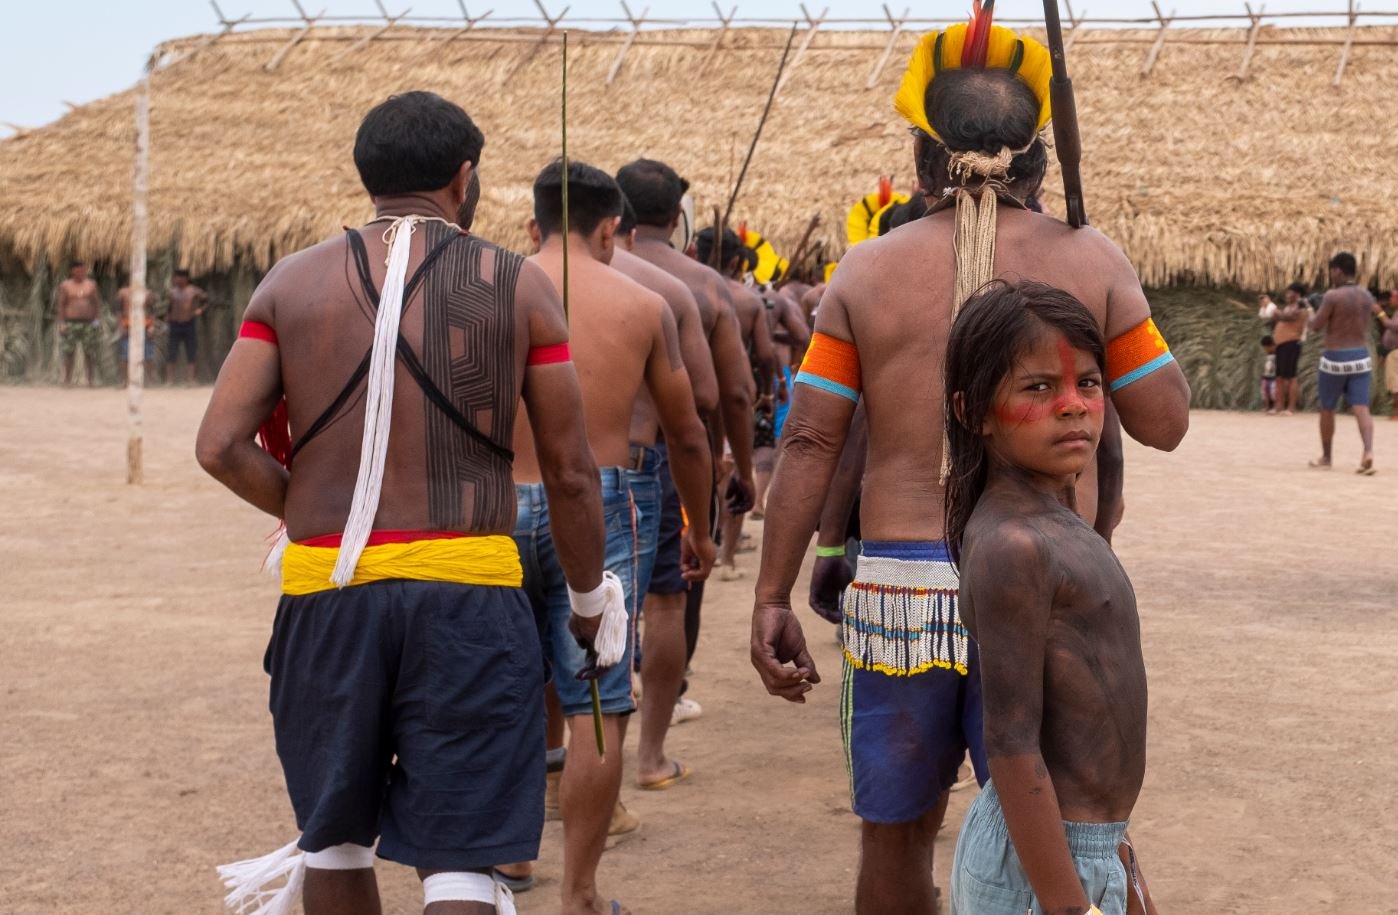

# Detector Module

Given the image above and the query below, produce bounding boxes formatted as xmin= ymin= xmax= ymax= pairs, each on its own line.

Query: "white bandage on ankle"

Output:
xmin=303 ymin=843 xmax=375 ymax=870
xmin=566 ymin=571 xmax=629 ymax=667
xmin=422 ymin=872 xmax=516 ymax=914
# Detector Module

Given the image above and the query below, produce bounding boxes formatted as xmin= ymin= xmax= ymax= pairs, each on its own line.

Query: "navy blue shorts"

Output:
xmin=1316 ymin=348 xmax=1373 ymax=411
xmin=264 ymin=580 xmax=545 ymax=869
xmin=167 ymin=320 xmax=197 ymax=363
xmin=648 ymin=445 xmax=687 ymax=595
xmin=840 ymin=541 xmax=987 ymax=824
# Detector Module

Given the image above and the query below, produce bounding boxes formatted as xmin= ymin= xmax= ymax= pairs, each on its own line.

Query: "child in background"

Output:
xmin=943 ymin=281 xmax=1151 ymax=915
xmin=1261 ymin=335 xmax=1279 ymax=414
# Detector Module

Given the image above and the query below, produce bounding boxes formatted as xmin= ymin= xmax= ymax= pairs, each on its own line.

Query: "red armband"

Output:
xmin=239 ymin=320 xmax=278 ymax=345
xmin=527 ymin=343 xmax=571 ymax=366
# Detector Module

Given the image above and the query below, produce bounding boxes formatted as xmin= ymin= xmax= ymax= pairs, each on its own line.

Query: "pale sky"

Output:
xmin=2 ymin=0 xmax=1386 ymax=137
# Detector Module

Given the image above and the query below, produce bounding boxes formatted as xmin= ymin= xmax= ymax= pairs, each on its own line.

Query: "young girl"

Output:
xmin=943 ymin=281 xmax=1149 ymax=915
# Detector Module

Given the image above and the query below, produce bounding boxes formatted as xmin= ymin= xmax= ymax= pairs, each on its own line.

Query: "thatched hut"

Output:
xmin=1 ymin=23 xmax=1394 ymax=409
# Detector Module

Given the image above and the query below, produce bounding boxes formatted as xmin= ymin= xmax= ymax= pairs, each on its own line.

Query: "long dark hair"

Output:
xmin=943 ymin=281 xmax=1105 ymax=564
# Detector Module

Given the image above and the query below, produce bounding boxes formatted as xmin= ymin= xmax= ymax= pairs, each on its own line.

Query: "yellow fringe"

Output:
xmin=843 ymin=649 xmax=969 ymax=678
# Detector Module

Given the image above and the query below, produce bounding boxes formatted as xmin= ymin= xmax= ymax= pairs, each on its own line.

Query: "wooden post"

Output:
xmin=437 ymin=0 xmax=492 ymax=45
xmin=1333 ymin=0 xmax=1360 ymax=88
xmin=1230 ymin=2 xmax=1266 ymax=83
xmin=606 ymin=1 xmax=650 ymax=84
xmin=1064 ymin=0 xmax=1087 ymax=52
xmin=333 ymin=0 xmax=412 ymax=63
xmin=1139 ymin=2 xmax=1175 ymax=77
xmin=504 ymin=0 xmax=569 ymax=81
xmin=127 ymin=65 xmax=152 ymax=486
xmin=265 ymin=0 xmax=327 ymax=72
xmin=866 ymin=5 xmax=910 ymax=89
xmin=697 ymin=2 xmax=737 ymax=75
xmin=776 ymin=4 xmax=828 ymax=97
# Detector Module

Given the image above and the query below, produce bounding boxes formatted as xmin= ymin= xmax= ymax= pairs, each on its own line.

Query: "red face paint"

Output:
xmin=993 ymin=335 xmax=1104 ymax=427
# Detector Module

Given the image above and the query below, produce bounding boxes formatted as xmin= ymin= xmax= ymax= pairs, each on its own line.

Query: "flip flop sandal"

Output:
xmin=1357 ymin=462 xmax=1377 ymax=476
xmin=492 ymin=869 xmax=535 ymax=894
xmin=1307 ymin=460 xmax=1332 ymax=470
xmin=639 ymin=760 xmax=692 ymax=791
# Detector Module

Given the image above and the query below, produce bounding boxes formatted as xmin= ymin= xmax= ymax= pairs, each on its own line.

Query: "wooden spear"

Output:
xmin=720 ymin=22 xmax=799 ymax=233
xmin=1044 ymin=0 xmax=1088 ymax=228
xmin=560 ymin=29 xmax=607 ymax=760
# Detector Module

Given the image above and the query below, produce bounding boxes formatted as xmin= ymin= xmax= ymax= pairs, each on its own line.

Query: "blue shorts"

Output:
xmin=645 ymin=444 xmax=688 ymax=596
xmin=1316 ymin=348 xmax=1373 ymax=411
xmin=167 ymin=319 xmax=197 ymax=363
xmin=951 ymin=781 xmax=1129 ymax=915
xmin=264 ymin=579 xmax=544 ymax=869
xmin=840 ymin=541 xmax=987 ymax=824
xmin=774 ymin=366 xmax=793 ymax=438
xmin=626 ymin=445 xmax=663 ymax=605
xmin=117 ymin=334 xmax=154 ymax=361
xmin=515 ymin=469 xmax=639 ymax=718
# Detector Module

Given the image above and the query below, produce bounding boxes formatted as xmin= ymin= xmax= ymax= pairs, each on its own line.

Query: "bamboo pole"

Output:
xmin=1231 ymin=2 xmax=1266 ymax=82
xmin=1140 ymin=2 xmax=1176 ymax=76
xmin=1333 ymin=0 xmax=1359 ymax=87
xmin=127 ymin=66 xmax=152 ymax=485
xmin=865 ymin=5 xmax=910 ymax=89
xmin=775 ymin=4 xmax=828 ymax=97
xmin=607 ymin=1 xmax=650 ymax=84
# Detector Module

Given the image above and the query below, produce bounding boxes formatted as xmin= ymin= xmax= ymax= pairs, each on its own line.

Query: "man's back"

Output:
xmin=825 ymin=206 xmax=1157 ymax=540
xmin=259 ymin=221 xmax=529 ymax=540
xmin=631 ymin=236 xmax=724 ymax=334
xmin=514 ymin=251 xmax=669 ymax=476
xmin=1318 ymin=285 xmax=1376 ymax=350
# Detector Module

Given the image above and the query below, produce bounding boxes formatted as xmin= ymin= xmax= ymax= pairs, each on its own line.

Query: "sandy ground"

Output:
xmin=2 ymin=387 xmax=1396 ymax=914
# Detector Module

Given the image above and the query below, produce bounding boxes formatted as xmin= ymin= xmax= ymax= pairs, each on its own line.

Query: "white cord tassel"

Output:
xmin=216 ymin=839 xmax=306 ymax=915
xmin=331 ymin=217 xmax=419 ymax=587
xmin=262 ymin=524 xmax=290 ymax=576
xmin=568 ymin=571 xmax=629 ymax=667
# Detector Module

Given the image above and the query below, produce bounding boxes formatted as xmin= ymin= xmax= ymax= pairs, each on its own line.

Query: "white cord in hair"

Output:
xmin=331 ymin=216 xmax=421 ymax=588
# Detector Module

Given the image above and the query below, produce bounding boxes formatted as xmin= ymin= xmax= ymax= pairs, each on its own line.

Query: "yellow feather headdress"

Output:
xmin=893 ymin=23 xmax=1053 ymax=142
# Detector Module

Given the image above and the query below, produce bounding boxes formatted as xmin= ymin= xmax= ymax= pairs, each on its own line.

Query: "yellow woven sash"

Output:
xmin=282 ymin=535 xmax=523 ymax=596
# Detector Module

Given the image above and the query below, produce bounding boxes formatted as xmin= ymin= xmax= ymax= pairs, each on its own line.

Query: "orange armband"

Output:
xmin=1106 ymin=318 xmax=1174 ymax=391
xmin=795 ymin=332 xmax=861 ymax=403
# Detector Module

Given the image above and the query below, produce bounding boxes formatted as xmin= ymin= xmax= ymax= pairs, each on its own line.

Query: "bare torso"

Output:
xmin=823 ymin=205 xmax=1150 ymax=541
xmin=514 ymin=246 xmax=671 ymax=479
xmin=630 ymin=236 xmax=722 ymax=336
xmin=168 ymin=285 xmax=205 ymax=323
xmin=961 ymin=485 xmax=1147 ymax=822
xmin=58 ymin=278 xmax=100 ymax=322
xmin=251 ymin=221 xmax=531 ymax=540
xmin=1383 ymin=309 xmax=1398 ymax=352
xmin=1318 ymin=285 xmax=1377 ymax=351
xmin=613 ymin=247 xmax=707 ymax=446
xmin=1273 ymin=306 xmax=1306 ymax=345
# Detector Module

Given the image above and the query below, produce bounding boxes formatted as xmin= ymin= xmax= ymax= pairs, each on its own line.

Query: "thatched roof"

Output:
xmin=2 ymin=24 xmax=1397 ymax=289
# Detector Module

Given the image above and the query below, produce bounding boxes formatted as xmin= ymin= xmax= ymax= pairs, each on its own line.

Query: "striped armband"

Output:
xmin=795 ymin=332 xmax=861 ymax=403
xmin=1106 ymin=318 xmax=1174 ymax=391
xmin=527 ymin=343 xmax=571 ymax=366
xmin=238 ymin=320 xmax=278 ymax=344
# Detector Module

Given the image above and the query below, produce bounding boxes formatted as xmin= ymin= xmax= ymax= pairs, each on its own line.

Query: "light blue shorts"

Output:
xmin=514 ymin=469 xmax=638 ymax=718
xmin=951 ymin=781 xmax=1129 ymax=915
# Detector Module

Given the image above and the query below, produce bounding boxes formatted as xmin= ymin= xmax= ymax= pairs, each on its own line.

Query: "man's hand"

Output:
xmin=750 ymin=603 xmax=820 ymax=702
xmin=569 ymin=612 xmax=602 ymax=653
xmin=681 ymin=529 xmax=716 ymax=583
xmin=726 ymin=473 xmax=756 ymax=514
xmin=808 ymin=554 xmax=853 ymax=625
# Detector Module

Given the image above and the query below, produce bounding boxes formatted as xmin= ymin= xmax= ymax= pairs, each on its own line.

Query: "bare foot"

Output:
xmin=1308 ymin=458 xmax=1332 ymax=469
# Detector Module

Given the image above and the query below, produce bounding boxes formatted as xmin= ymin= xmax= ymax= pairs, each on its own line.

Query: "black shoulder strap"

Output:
xmin=290 ymin=227 xmax=513 ymax=463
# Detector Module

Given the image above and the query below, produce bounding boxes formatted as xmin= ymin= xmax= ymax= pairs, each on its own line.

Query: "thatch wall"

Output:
xmin=0 ymin=23 xmax=1393 ymax=404
xmin=2 ymin=24 xmax=1397 ymax=288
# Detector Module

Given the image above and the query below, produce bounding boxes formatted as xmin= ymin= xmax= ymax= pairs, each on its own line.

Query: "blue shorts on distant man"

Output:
xmin=1316 ymin=348 xmax=1373 ymax=411
xmin=515 ymin=467 xmax=640 ymax=718
xmin=840 ymin=540 xmax=987 ymax=824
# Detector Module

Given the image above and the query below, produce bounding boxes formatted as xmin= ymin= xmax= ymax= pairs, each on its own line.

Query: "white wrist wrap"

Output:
xmin=567 ymin=571 xmax=629 ymax=667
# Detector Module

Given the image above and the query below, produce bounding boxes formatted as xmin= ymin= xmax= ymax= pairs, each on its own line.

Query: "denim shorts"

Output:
xmin=625 ymin=445 xmax=663 ymax=606
xmin=951 ymin=781 xmax=1129 ymax=915
xmin=515 ymin=469 xmax=639 ymax=718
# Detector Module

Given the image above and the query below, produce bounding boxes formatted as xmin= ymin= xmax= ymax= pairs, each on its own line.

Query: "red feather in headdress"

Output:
xmin=878 ymin=175 xmax=893 ymax=208
xmin=961 ymin=0 xmax=996 ymax=69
